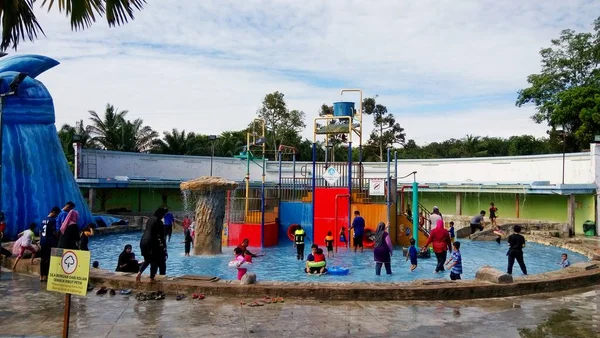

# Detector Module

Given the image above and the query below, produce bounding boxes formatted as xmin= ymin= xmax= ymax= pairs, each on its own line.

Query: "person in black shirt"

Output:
xmin=39 ymin=207 xmax=60 ymax=281
xmin=116 ymin=244 xmax=140 ymax=273
xmin=136 ymin=207 xmax=168 ymax=283
xmin=294 ymin=225 xmax=306 ymax=260
xmin=183 ymin=228 xmax=193 ymax=257
xmin=79 ymin=224 xmax=94 ymax=251
xmin=507 ymin=225 xmax=527 ymax=275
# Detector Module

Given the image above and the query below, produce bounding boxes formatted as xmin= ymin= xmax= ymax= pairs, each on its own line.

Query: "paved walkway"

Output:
xmin=1 ymin=272 xmax=599 ymax=338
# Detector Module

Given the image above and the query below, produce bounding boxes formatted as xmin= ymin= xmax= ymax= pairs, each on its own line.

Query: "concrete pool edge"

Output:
xmin=2 ymin=236 xmax=600 ymax=301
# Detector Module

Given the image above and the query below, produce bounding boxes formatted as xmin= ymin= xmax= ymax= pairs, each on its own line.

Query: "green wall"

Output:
xmin=82 ymin=188 xmax=183 ymax=213
xmin=415 ymin=191 xmax=595 ymax=235
xmin=79 ymin=187 xmax=596 ymax=235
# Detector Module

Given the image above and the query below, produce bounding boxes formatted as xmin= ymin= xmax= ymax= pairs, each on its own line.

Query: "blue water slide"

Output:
xmin=0 ymin=55 xmax=94 ymax=239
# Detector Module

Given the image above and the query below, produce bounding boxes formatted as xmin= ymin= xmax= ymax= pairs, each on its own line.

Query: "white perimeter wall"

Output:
xmin=82 ymin=149 xmax=593 ymax=185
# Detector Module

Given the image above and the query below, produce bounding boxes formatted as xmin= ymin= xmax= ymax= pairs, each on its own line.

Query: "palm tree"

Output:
xmin=116 ymin=118 xmax=158 ymax=152
xmin=57 ymin=120 xmax=96 ymax=170
xmin=57 ymin=120 xmax=95 ymax=152
xmin=216 ymin=131 xmax=246 ymax=157
xmin=152 ymin=129 xmax=199 ymax=155
xmin=88 ymin=103 xmax=157 ymax=152
xmin=0 ymin=0 xmax=146 ymax=51
xmin=88 ymin=104 xmax=129 ymax=150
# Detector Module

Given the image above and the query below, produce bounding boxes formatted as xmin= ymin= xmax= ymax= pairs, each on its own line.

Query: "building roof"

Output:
xmin=77 ymin=177 xmax=596 ymax=195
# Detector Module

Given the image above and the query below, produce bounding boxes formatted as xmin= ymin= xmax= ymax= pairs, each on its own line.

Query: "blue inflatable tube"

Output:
xmin=327 ymin=266 xmax=349 ymax=276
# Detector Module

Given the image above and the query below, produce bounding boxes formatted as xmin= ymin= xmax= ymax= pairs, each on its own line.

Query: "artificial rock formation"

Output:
xmin=180 ymin=176 xmax=237 ymax=255
xmin=475 ymin=265 xmax=514 ymax=284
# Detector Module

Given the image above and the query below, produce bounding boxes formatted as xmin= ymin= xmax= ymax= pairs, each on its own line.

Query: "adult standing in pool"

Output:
xmin=428 ymin=206 xmax=442 ymax=232
xmin=423 ymin=219 xmax=452 ymax=273
xmin=373 ymin=222 xmax=393 ymax=275
xmin=136 ymin=207 xmax=168 ymax=283
xmin=350 ymin=210 xmax=365 ymax=253
xmin=163 ymin=210 xmax=175 ymax=242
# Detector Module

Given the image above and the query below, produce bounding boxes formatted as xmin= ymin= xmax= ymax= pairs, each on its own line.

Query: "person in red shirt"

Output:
xmin=313 ymin=248 xmax=327 ymax=274
xmin=422 ymin=219 xmax=452 ymax=273
xmin=182 ymin=215 xmax=191 ymax=232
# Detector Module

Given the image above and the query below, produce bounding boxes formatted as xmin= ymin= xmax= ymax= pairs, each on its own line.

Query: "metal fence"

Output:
xmin=228 ymin=187 xmax=278 ymax=224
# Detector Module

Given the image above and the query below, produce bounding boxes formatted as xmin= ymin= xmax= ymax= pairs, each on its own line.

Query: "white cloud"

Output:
xmin=11 ymin=0 xmax=599 ymax=144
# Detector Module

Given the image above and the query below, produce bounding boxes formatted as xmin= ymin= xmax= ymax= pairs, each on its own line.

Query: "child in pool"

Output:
xmin=182 ymin=228 xmax=193 ymax=257
xmin=406 ymin=238 xmax=418 ymax=271
xmin=339 ymin=227 xmax=347 ymax=243
xmin=448 ymin=222 xmax=455 ymax=244
xmin=559 ymin=253 xmax=570 ymax=268
xmin=325 ymin=231 xmax=334 ymax=257
xmin=313 ymin=248 xmax=327 ymax=274
xmin=11 ymin=223 xmax=38 ymax=271
xmin=234 ymin=247 xmax=247 ymax=280
xmin=79 ymin=224 xmax=94 ymax=251
xmin=445 ymin=241 xmax=463 ymax=280
xmin=493 ymin=226 xmax=505 ymax=244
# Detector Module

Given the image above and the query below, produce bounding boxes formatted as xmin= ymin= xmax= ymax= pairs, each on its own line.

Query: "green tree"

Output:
xmin=57 ymin=120 xmax=95 ymax=171
xmin=215 ymin=130 xmax=246 ymax=157
xmin=88 ymin=104 xmax=129 ymax=149
xmin=88 ymin=103 xmax=157 ymax=152
xmin=507 ymin=135 xmax=549 ymax=156
xmin=256 ymin=91 xmax=306 ymax=157
xmin=0 ymin=0 xmax=146 ymax=51
xmin=152 ymin=129 xmax=199 ymax=155
xmin=115 ymin=118 xmax=157 ymax=152
xmin=363 ymin=97 xmax=406 ymax=161
xmin=516 ymin=17 xmax=600 ymax=149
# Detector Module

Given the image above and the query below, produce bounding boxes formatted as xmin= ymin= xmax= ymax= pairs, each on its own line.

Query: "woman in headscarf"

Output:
xmin=116 ymin=244 xmax=140 ymax=273
xmin=423 ymin=219 xmax=452 ymax=273
xmin=373 ymin=222 xmax=394 ymax=275
xmin=136 ymin=207 xmax=168 ymax=283
xmin=57 ymin=210 xmax=80 ymax=250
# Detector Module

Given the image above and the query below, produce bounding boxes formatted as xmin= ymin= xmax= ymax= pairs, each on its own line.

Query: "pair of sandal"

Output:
xmin=96 ymin=287 xmax=115 ymax=296
xmin=191 ymin=293 xmax=205 ymax=300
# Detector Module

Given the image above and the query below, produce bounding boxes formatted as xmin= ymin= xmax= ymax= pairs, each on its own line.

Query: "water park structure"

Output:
xmin=1 ymin=54 xmax=599 ymax=303
xmin=74 ymin=100 xmax=600 ymax=247
xmin=0 ymin=55 xmax=94 ymax=240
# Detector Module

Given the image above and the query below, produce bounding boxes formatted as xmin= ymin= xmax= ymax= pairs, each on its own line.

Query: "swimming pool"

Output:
xmin=89 ymin=232 xmax=588 ymax=283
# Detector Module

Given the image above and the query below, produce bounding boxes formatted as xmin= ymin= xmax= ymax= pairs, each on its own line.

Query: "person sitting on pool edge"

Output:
xmin=116 ymin=244 xmax=140 ymax=273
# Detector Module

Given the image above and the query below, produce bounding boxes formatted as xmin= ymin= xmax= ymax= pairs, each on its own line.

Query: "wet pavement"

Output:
xmin=0 ymin=272 xmax=599 ymax=338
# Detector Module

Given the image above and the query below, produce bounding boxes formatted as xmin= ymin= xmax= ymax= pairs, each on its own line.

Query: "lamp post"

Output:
xmin=556 ymin=125 xmax=568 ymax=184
xmin=0 ymin=72 xmax=28 ymax=213
xmin=209 ymin=135 xmax=217 ymax=176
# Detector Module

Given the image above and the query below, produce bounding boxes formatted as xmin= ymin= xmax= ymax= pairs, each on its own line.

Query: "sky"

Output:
xmin=12 ymin=0 xmax=600 ymax=145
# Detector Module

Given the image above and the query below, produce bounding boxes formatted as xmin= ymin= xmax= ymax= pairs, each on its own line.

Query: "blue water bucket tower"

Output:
xmin=333 ymin=102 xmax=355 ymax=117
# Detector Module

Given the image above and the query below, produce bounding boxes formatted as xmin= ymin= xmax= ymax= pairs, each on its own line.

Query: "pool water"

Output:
xmin=89 ymin=232 xmax=588 ymax=283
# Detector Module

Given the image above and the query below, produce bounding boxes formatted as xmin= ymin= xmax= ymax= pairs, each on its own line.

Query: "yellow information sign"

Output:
xmin=47 ymin=248 xmax=91 ymax=297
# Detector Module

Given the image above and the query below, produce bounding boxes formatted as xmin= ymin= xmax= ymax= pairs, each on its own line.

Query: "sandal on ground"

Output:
xmin=197 ymin=294 xmax=205 ymax=300
xmin=248 ymin=301 xmax=263 ymax=307
xmin=192 ymin=293 xmax=199 ymax=299
xmin=96 ymin=287 xmax=108 ymax=295
xmin=176 ymin=294 xmax=185 ymax=301
xmin=120 ymin=289 xmax=132 ymax=295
